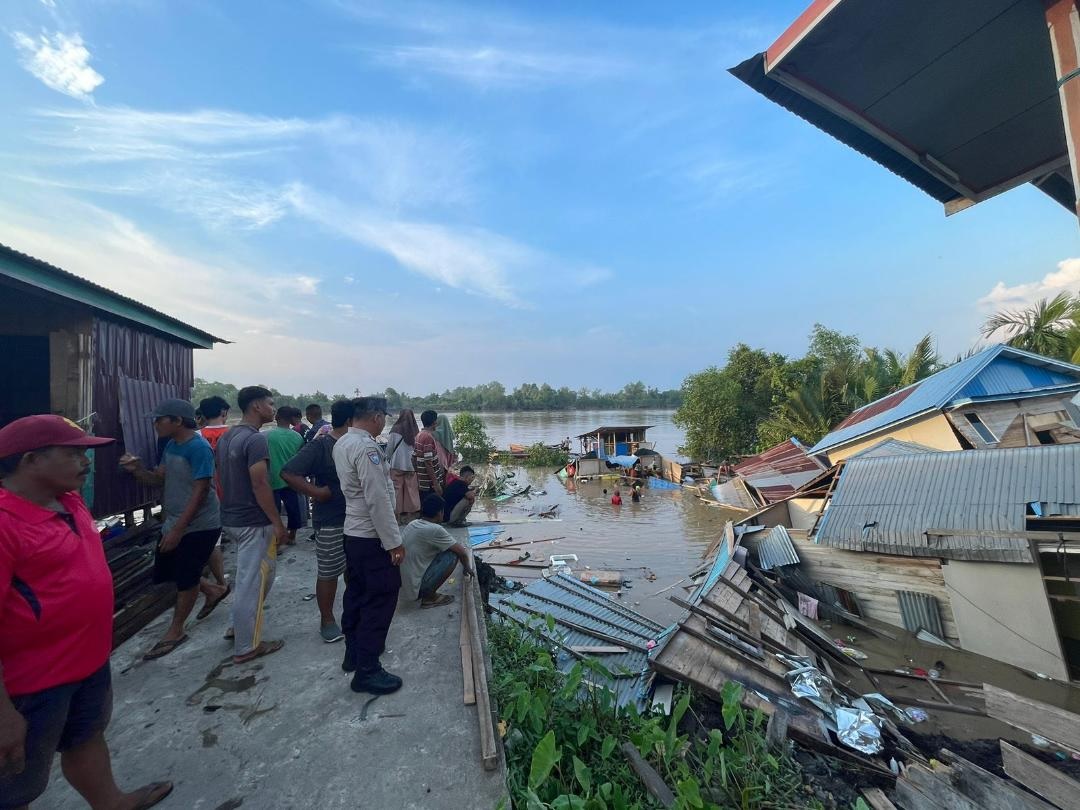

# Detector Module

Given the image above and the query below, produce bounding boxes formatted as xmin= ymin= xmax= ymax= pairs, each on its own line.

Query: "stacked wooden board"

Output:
xmin=105 ymin=520 xmax=174 ymax=647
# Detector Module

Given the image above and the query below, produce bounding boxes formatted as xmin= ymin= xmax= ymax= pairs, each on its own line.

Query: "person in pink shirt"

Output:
xmin=0 ymin=415 xmax=172 ymax=810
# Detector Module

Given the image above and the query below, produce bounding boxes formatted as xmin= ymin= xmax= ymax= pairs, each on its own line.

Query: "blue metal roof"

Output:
xmin=809 ymin=345 xmax=1080 ymax=455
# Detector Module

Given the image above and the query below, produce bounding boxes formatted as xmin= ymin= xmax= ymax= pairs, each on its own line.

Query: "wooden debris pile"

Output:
xmin=105 ymin=518 xmax=173 ymax=647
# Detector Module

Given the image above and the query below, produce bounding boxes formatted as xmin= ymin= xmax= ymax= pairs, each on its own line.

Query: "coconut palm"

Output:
xmin=981 ymin=292 xmax=1080 ymax=360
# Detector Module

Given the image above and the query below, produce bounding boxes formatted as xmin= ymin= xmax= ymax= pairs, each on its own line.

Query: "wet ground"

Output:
xmin=469 ymin=466 xmax=741 ymax=625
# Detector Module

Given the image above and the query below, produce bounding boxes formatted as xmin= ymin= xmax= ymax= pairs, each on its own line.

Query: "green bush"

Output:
xmin=453 ymin=412 xmax=496 ymax=463
xmin=523 ymin=443 xmax=569 ymax=468
xmin=488 ymin=618 xmax=814 ymax=810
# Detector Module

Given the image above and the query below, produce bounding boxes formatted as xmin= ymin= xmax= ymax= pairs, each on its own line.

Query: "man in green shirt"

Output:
xmin=268 ymin=406 xmax=303 ymax=546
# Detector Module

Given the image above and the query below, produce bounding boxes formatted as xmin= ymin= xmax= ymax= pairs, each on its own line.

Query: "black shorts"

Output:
xmin=273 ymin=487 xmax=302 ymax=530
xmin=154 ymin=527 xmax=221 ymax=590
xmin=0 ymin=663 xmax=112 ymax=810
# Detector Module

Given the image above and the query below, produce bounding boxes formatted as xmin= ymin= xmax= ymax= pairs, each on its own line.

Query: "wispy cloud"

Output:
xmin=978 ymin=258 xmax=1080 ymax=311
xmin=364 ymin=44 xmax=625 ymax=88
xmin=12 ymin=31 xmax=104 ymax=99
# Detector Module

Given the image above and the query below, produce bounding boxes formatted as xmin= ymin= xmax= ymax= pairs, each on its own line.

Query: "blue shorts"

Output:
xmin=419 ymin=549 xmax=459 ymax=599
xmin=0 ymin=663 xmax=113 ymax=809
xmin=273 ymin=487 xmax=302 ymax=531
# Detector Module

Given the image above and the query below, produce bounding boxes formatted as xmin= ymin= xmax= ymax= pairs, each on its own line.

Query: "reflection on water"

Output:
xmin=473 ymin=464 xmax=732 ymax=625
xmin=443 ymin=409 xmax=687 ymax=458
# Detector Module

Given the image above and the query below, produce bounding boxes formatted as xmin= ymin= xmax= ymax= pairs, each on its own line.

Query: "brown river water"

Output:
xmin=443 ymin=411 xmax=735 ymax=625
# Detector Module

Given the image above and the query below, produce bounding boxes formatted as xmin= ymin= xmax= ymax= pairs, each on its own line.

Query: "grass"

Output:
xmin=488 ymin=617 xmax=820 ymax=809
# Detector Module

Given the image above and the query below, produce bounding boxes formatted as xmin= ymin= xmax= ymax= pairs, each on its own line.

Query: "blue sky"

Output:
xmin=2 ymin=0 xmax=1079 ymax=396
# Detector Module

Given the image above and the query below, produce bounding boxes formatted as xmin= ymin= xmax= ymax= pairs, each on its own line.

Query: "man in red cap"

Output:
xmin=0 ymin=415 xmax=172 ymax=809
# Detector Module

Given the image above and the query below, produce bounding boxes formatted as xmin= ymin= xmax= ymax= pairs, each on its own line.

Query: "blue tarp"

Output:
xmin=609 ymin=455 xmax=639 ymax=468
xmin=648 ymin=477 xmax=679 ymax=490
xmin=467 ymin=526 xmax=504 ymax=546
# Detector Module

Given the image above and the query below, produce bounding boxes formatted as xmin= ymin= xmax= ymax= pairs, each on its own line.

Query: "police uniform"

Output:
xmin=332 ymin=413 xmax=403 ymax=682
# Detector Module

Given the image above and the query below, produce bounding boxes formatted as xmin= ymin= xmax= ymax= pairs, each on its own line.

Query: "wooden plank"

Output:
xmin=937 ymin=748 xmax=1056 ymax=810
xmin=765 ymin=709 xmax=789 ymax=750
xmin=983 ymin=683 xmax=1080 ymax=751
xmin=860 ymin=787 xmax=897 ymax=810
xmin=902 ymin=765 xmax=980 ymax=810
xmin=621 ymin=742 xmax=675 ymax=808
xmin=569 ymin=645 xmax=629 ymax=655
xmin=463 ymin=550 xmax=499 ymax=770
xmin=923 ymin=676 xmax=952 ymax=705
xmin=747 ymin=602 xmax=762 ymax=643
xmin=1000 ymin=740 xmax=1080 ymax=810
xmin=460 ymin=575 xmax=476 ymax=706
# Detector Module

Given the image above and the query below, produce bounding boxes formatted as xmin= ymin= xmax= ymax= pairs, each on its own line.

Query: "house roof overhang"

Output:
xmin=730 ymin=0 xmax=1073 ymax=215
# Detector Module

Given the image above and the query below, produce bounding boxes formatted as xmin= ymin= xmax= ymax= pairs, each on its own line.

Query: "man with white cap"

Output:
xmin=0 ymin=415 xmax=172 ymax=810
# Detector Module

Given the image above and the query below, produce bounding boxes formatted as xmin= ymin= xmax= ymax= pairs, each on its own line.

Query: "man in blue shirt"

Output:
xmin=120 ymin=399 xmax=228 ymax=660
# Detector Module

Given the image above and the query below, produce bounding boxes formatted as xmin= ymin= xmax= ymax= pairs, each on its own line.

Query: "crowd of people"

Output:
xmin=0 ymin=391 xmax=477 ymax=809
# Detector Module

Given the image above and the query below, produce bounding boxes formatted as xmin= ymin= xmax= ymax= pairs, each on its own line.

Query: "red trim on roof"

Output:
xmin=735 ymin=438 xmax=823 ymax=476
xmin=833 ymin=384 xmax=920 ymax=431
xmin=765 ymin=0 xmax=844 ymax=69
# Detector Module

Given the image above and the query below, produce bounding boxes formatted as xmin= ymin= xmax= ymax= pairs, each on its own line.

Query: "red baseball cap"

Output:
xmin=0 ymin=415 xmax=115 ymax=457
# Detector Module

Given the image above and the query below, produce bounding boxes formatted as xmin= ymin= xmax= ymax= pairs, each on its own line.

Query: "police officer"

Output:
xmin=332 ymin=396 xmax=406 ymax=694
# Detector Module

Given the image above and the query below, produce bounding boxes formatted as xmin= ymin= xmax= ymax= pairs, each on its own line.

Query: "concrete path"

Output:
xmin=40 ymin=528 xmax=506 ymax=810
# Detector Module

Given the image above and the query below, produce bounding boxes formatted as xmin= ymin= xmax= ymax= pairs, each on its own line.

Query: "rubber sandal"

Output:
xmin=196 ymin=584 xmax=232 ymax=620
xmin=143 ymin=635 xmax=189 ymax=661
xmin=233 ymin=639 xmax=284 ymax=664
xmin=131 ymin=780 xmax=173 ymax=809
xmin=421 ymin=593 xmax=455 ymax=609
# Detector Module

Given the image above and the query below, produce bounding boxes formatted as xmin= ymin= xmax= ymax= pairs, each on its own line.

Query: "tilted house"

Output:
xmin=809 ymin=344 xmax=1080 ymax=463
xmin=744 ymin=442 xmax=1080 ymax=681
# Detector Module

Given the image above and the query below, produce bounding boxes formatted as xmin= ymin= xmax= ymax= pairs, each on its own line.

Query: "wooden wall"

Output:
xmin=947 ymin=395 xmax=1080 ymax=449
xmin=789 ymin=531 xmax=960 ymax=643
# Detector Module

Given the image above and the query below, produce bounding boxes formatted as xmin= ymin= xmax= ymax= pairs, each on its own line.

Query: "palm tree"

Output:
xmin=981 ymin=292 xmax=1079 ymax=360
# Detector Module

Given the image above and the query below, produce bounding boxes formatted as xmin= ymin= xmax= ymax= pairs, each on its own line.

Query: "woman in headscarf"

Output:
xmin=432 ymin=414 xmax=458 ymax=484
xmin=386 ymin=409 xmax=421 ymax=519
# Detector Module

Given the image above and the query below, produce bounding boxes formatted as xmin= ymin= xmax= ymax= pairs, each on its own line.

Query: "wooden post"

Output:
xmin=1045 ymin=0 xmax=1080 ymax=222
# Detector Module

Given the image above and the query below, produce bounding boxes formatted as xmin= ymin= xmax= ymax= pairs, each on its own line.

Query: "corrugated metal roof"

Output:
xmin=0 ymin=243 xmax=226 ymax=348
xmin=844 ymin=438 xmax=940 ymax=461
xmin=755 ymin=525 xmax=800 ymax=570
xmin=814 ymin=444 xmax=1080 ymax=562
xmin=809 ymin=345 xmax=1080 ymax=455
xmin=897 ymin=591 xmax=945 ymax=638
xmin=491 ymin=572 xmax=664 ymax=709
xmin=733 ymin=438 xmax=827 ymax=504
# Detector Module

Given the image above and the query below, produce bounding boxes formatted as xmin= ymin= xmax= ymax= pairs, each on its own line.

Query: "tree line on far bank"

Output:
xmin=190 ymin=379 xmax=681 ymax=415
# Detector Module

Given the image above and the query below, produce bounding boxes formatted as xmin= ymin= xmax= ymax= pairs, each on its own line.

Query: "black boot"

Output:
xmin=342 ymin=649 xmax=356 ymax=673
xmin=350 ymin=666 xmax=402 ymax=695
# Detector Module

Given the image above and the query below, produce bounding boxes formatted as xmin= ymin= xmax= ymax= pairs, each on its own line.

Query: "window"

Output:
xmin=963 ymin=412 xmax=997 ymax=444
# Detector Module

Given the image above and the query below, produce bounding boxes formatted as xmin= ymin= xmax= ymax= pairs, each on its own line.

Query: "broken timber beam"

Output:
xmin=983 ymin=683 xmax=1080 ymax=750
xmin=620 ymin=742 xmax=674 ymax=808
xmin=1000 ymin=740 xmax=1080 ymax=810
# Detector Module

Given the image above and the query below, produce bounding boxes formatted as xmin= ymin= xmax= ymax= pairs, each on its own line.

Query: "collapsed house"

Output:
xmin=809 ymin=345 xmax=1080 ymax=463
xmin=743 ymin=442 xmax=1080 ymax=681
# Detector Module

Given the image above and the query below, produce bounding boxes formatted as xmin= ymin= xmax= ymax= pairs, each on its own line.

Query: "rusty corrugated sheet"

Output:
xmin=91 ymin=318 xmax=193 ymax=518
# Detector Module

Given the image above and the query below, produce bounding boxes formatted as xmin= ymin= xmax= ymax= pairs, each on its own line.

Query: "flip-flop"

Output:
xmin=196 ymin=584 xmax=232 ymax=620
xmin=131 ymin=780 xmax=173 ymax=808
xmin=143 ymin=635 xmax=188 ymax=661
xmin=232 ymin=639 xmax=284 ymax=664
xmin=421 ymin=593 xmax=455 ymax=609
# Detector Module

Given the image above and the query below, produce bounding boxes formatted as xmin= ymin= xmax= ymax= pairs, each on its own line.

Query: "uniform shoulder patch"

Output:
xmin=367 ymin=450 xmax=383 ymax=465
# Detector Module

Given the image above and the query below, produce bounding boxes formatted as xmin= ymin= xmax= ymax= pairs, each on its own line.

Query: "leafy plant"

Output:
xmin=488 ymin=618 xmax=816 ymax=810
xmin=452 ymin=411 xmax=496 ymax=462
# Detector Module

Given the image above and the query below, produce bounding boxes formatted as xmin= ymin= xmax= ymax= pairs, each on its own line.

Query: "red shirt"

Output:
xmin=611 ymin=494 xmax=622 ymax=505
xmin=0 ymin=490 xmax=114 ymax=696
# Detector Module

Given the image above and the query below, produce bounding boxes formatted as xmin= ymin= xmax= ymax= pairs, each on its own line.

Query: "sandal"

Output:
xmin=131 ymin=780 xmax=173 ymax=809
xmin=421 ymin=593 xmax=455 ymax=609
xmin=143 ymin=635 xmax=188 ymax=661
xmin=233 ymin=639 xmax=284 ymax=664
xmin=196 ymin=584 xmax=231 ymax=620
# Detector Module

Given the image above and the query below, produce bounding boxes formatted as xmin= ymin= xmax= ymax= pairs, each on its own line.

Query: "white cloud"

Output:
xmin=0 ymin=194 xmax=323 ymax=338
xmin=364 ymin=44 xmax=625 ymax=88
xmin=978 ymin=258 xmax=1080 ymax=310
xmin=13 ymin=31 xmax=104 ymax=99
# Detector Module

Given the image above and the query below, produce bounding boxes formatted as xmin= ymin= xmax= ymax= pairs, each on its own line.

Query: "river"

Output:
xmin=442 ymin=410 xmax=737 ymax=625
xmin=443 ymin=408 xmax=688 ymax=458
